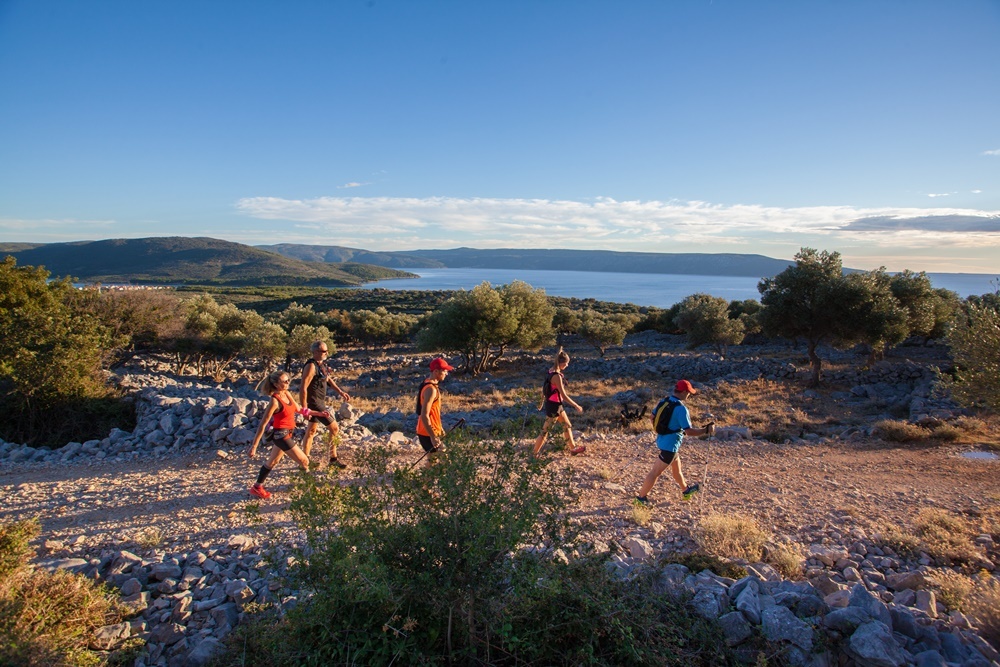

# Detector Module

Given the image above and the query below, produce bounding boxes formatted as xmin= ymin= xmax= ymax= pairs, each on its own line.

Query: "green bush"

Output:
xmin=223 ymin=437 xmax=742 ymax=666
xmin=0 ymin=257 xmax=134 ymax=446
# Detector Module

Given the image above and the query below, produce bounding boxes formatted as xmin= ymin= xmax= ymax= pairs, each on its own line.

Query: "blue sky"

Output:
xmin=1 ymin=0 xmax=998 ymax=272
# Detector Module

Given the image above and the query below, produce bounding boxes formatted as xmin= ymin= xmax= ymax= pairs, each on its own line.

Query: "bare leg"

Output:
xmin=557 ymin=412 xmax=576 ymax=449
xmin=301 ymin=421 xmax=319 ymax=458
xmin=637 ymin=459 xmax=669 ymax=498
xmin=669 ymin=457 xmax=688 ymax=490
xmin=533 ymin=417 xmax=555 ymax=454
xmin=265 ymin=445 xmax=285 ymax=470
xmin=327 ymin=423 xmax=341 ymax=460
xmin=287 ymin=445 xmax=310 ymax=470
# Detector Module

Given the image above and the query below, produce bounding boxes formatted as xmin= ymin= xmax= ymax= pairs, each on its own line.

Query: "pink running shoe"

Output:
xmin=249 ymin=484 xmax=271 ymax=500
xmin=569 ymin=445 xmax=586 ymax=455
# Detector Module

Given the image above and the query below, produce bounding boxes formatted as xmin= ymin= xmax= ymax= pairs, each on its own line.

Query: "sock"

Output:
xmin=256 ymin=465 xmax=272 ymax=486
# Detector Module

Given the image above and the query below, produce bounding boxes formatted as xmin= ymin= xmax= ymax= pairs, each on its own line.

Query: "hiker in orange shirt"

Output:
xmin=415 ymin=357 xmax=455 ymax=466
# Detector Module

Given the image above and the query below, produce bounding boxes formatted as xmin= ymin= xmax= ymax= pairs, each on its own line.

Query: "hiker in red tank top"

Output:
xmin=246 ymin=370 xmax=329 ymax=500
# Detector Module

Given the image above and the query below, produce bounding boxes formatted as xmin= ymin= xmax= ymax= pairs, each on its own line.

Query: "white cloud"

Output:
xmin=972 ymin=189 xmax=983 ymax=194
xmin=337 ymin=182 xmax=370 ymax=189
xmin=0 ymin=217 xmax=117 ymax=241
xmin=927 ymin=193 xmax=951 ymax=198
xmin=234 ymin=195 xmax=1000 ymax=252
xmin=983 ymin=149 xmax=1000 ymax=156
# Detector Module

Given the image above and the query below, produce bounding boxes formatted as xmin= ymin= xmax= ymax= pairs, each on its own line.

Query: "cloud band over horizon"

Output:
xmin=235 ymin=195 xmax=1000 ymax=253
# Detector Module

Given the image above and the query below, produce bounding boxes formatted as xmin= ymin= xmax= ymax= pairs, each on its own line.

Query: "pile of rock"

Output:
xmin=43 ymin=533 xmax=286 ymax=667
xmin=605 ymin=556 xmax=998 ymax=667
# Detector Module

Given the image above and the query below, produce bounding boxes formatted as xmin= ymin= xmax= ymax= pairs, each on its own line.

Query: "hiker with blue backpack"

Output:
xmin=635 ymin=379 xmax=715 ymax=505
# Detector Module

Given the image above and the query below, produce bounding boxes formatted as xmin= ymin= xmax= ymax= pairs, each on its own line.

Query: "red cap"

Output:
xmin=429 ymin=357 xmax=455 ymax=372
xmin=674 ymin=379 xmax=697 ymax=395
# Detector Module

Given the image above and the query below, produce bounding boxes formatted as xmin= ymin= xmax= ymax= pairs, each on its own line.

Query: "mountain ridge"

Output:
xmin=1 ymin=237 xmax=416 ymax=286
xmin=259 ymin=244 xmax=795 ymax=277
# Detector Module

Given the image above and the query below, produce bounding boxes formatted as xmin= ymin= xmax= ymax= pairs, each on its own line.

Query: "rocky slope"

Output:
xmin=2 ymin=338 xmax=998 ymax=666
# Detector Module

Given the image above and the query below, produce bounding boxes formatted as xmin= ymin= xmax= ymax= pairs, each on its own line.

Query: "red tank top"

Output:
xmin=271 ymin=392 xmax=297 ymax=430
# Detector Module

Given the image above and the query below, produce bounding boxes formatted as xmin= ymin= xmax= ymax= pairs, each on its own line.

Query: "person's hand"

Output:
xmin=574 ymin=404 xmax=583 ymax=413
xmin=705 ymin=423 xmax=716 ymax=437
xmin=318 ymin=410 xmax=331 ymax=419
xmin=339 ymin=391 xmax=351 ymax=402
xmin=249 ymin=445 xmax=258 ymax=458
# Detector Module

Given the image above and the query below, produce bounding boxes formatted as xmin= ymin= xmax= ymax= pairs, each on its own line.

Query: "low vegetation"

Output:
xmin=219 ymin=437 xmax=743 ymax=666
xmin=0 ymin=519 xmax=127 ymax=667
xmin=695 ymin=512 xmax=770 ymax=562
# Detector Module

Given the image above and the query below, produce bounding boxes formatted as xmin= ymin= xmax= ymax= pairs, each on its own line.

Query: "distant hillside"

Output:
xmin=258 ymin=243 xmax=444 ymax=269
xmin=3 ymin=237 xmax=416 ymax=286
xmin=263 ymin=244 xmax=793 ymax=278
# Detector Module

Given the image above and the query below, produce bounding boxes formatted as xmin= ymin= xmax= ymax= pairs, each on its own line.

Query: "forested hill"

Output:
xmin=1 ymin=237 xmax=416 ymax=286
xmin=261 ymin=244 xmax=793 ymax=278
xmin=258 ymin=243 xmax=444 ymax=268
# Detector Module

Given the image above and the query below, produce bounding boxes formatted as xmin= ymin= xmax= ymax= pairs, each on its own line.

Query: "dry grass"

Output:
xmin=631 ymin=502 xmax=652 ymax=527
xmin=873 ymin=420 xmax=928 ymax=443
xmin=766 ymin=543 xmax=805 ymax=580
xmin=967 ymin=576 xmax=1000 ymax=650
xmin=695 ymin=512 xmax=770 ymax=561
xmin=0 ymin=519 xmax=126 ymax=666
xmin=135 ymin=526 xmax=163 ymax=550
xmin=928 ymin=569 xmax=975 ymax=610
xmin=915 ymin=509 xmax=982 ymax=565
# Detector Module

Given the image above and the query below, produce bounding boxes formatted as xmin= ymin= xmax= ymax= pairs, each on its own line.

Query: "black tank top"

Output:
xmin=304 ymin=359 xmax=328 ymax=410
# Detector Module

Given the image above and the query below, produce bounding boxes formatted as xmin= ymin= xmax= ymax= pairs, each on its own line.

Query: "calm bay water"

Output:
xmin=366 ymin=268 xmax=997 ymax=309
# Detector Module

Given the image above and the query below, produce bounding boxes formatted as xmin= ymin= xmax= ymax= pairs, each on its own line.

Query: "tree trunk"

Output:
xmin=807 ymin=340 xmax=822 ymax=387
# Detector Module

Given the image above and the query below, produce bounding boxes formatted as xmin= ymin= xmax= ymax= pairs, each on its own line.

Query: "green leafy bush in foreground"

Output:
xmin=222 ymin=438 xmax=741 ymax=666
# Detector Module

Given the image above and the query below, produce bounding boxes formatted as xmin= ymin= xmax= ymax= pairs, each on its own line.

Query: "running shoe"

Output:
xmin=249 ymin=484 xmax=271 ymax=500
xmin=634 ymin=496 xmax=649 ymax=506
xmin=682 ymin=483 xmax=700 ymax=501
xmin=329 ymin=457 xmax=348 ymax=469
xmin=569 ymin=445 xmax=586 ymax=455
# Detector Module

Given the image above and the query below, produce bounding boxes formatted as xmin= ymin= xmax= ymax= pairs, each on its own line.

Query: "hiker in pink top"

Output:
xmin=532 ymin=348 xmax=585 ymax=456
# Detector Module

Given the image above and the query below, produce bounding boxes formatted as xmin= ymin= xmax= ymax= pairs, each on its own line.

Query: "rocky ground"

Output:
xmin=2 ymin=334 xmax=999 ymax=666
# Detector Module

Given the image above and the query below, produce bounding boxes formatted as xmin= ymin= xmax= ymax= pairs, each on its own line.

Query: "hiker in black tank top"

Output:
xmin=532 ymin=348 xmax=584 ymax=456
xmin=300 ymin=340 xmax=352 ymax=469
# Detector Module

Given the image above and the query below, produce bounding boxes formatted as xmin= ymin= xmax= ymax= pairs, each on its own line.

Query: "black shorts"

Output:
xmin=544 ymin=401 xmax=564 ymax=418
xmin=417 ymin=434 xmax=438 ymax=453
xmin=309 ymin=412 xmax=335 ymax=427
xmin=269 ymin=429 xmax=295 ymax=452
xmin=657 ymin=449 xmax=677 ymax=465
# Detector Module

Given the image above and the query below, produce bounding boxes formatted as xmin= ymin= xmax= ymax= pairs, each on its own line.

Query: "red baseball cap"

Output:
xmin=674 ymin=380 xmax=698 ymax=395
xmin=429 ymin=357 xmax=455 ymax=372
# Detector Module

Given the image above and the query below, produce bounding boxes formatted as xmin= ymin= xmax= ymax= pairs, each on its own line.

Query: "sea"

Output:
xmin=363 ymin=268 xmax=998 ymax=309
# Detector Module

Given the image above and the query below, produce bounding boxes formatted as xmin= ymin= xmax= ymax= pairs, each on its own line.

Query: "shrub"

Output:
xmin=631 ymin=502 xmax=652 ymax=527
xmin=930 ymin=423 xmax=962 ymax=442
xmin=928 ymin=569 xmax=975 ymax=610
xmin=766 ymin=543 xmax=805 ymax=580
xmin=0 ymin=519 xmax=125 ymax=666
xmin=694 ymin=513 xmax=769 ymax=562
xmin=873 ymin=419 xmax=928 ymax=443
xmin=966 ymin=576 xmax=1000 ymax=650
xmin=222 ymin=437 xmax=743 ymax=665
xmin=915 ymin=509 xmax=981 ymax=565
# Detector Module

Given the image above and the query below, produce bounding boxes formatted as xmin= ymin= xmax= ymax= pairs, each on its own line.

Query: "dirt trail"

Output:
xmin=3 ymin=434 xmax=996 ymax=558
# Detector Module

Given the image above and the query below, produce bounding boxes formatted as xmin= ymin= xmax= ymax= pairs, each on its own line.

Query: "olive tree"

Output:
xmin=577 ymin=310 xmax=632 ymax=357
xmin=947 ymin=303 xmax=1000 ymax=411
xmin=673 ymin=293 xmax=745 ymax=357
xmin=0 ymin=257 xmax=116 ymax=444
xmin=845 ymin=269 xmax=909 ymax=364
xmin=417 ymin=281 xmax=554 ymax=374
